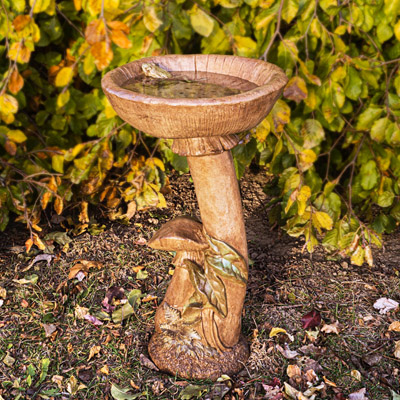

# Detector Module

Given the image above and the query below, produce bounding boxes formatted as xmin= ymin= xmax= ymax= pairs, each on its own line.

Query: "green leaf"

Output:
xmin=301 ymin=119 xmax=325 ymax=149
xmin=189 ymin=5 xmax=215 ymax=37
xmin=376 ymin=191 xmax=394 ymax=207
xmin=370 ymin=117 xmax=390 ymax=143
xmin=111 ymin=384 xmax=143 ymax=400
xmin=377 ymin=24 xmax=393 ymax=43
xmin=360 ymin=160 xmax=379 ymax=190
xmin=39 ymin=358 xmax=50 ymax=384
xmin=355 ymin=106 xmax=383 ymax=130
xmin=345 ymin=67 xmax=362 ymax=101
xmin=179 ymin=384 xmax=208 ymax=399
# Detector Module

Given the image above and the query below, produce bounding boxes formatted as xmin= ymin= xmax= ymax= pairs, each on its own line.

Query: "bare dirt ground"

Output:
xmin=0 ymin=170 xmax=399 ymax=399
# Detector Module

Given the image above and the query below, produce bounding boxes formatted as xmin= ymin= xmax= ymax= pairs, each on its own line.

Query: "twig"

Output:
xmin=262 ymin=0 xmax=284 ymax=61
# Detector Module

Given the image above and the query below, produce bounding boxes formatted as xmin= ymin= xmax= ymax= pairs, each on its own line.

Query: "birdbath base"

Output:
xmin=149 ymin=334 xmax=249 ymax=380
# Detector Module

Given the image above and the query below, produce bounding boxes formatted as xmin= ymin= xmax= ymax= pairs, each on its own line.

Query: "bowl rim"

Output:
xmin=101 ymin=54 xmax=288 ymax=107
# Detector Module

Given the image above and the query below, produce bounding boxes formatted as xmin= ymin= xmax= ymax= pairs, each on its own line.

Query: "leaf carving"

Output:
xmin=184 ymin=260 xmax=227 ymax=318
xmin=205 ymin=233 xmax=248 ymax=285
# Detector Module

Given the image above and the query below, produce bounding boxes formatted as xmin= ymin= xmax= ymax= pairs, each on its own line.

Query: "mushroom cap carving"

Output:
xmin=148 ymin=216 xmax=208 ymax=251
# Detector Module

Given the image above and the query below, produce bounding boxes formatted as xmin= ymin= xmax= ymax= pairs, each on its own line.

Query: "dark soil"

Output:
xmin=0 ymin=170 xmax=399 ymax=399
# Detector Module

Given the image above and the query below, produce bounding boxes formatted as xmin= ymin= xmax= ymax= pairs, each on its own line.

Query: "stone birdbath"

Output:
xmin=102 ymin=54 xmax=287 ymax=380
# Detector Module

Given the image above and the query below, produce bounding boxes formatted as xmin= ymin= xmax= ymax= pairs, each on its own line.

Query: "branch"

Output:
xmin=262 ymin=0 xmax=284 ymax=61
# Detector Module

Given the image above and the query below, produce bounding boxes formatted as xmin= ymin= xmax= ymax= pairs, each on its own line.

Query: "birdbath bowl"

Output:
xmin=102 ymin=54 xmax=287 ymax=380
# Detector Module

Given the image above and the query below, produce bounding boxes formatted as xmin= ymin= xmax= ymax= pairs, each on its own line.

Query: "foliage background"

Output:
xmin=0 ymin=0 xmax=400 ymax=265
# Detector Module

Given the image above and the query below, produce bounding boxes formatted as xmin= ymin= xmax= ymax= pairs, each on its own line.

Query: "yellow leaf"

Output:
xmin=111 ymin=29 xmax=132 ymax=49
xmin=351 ymin=246 xmax=365 ymax=266
xmin=157 ymin=192 xmax=166 ymax=208
xmin=312 ymin=211 xmax=333 ymax=231
xmin=0 ymin=94 xmax=19 ymax=118
xmin=29 ymin=0 xmax=50 ymax=13
xmin=8 ymin=41 xmax=31 ymax=63
xmin=57 ymin=90 xmax=70 ymax=108
xmin=322 ymin=376 xmax=337 ymax=387
xmin=91 ymin=41 xmax=113 ymax=71
xmin=32 ymin=233 xmax=46 ymax=250
xmin=7 ymin=129 xmax=27 ymax=143
xmin=74 ymin=305 xmax=89 ymax=319
xmin=104 ymin=0 xmax=119 ymax=11
xmin=299 ymin=149 xmax=317 ymax=171
xmin=297 ymin=185 xmax=311 ymax=202
xmin=395 ymin=20 xmax=400 ymax=41
xmin=271 ymin=99 xmax=291 ymax=133
xmin=73 ymin=0 xmax=82 ymax=10
xmin=86 ymin=0 xmax=101 ymax=16
xmin=52 ymin=154 xmax=64 ymax=173
xmin=88 ymin=345 xmax=101 ymax=361
xmin=350 ymin=370 xmax=362 ymax=381
xmin=143 ymin=6 xmax=163 ymax=33
xmin=255 ymin=118 xmax=270 ymax=143
xmin=99 ymin=365 xmax=109 ymax=375
xmin=83 ymin=52 xmax=96 ymax=76
xmin=125 ymin=201 xmax=136 ymax=219
xmin=55 ymin=67 xmax=74 ymax=87
xmin=189 ymin=4 xmax=215 ymax=37
xmin=25 ymin=238 xmax=34 ymax=253
xmin=269 ymin=327 xmax=288 ymax=338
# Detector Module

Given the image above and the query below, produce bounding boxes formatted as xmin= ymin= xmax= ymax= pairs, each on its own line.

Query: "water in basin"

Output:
xmin=122 ymin=71 xmax=258 ymax=99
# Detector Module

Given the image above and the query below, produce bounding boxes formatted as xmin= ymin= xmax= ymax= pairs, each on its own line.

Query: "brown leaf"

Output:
xmin=388 ymin=321 xmax=400 ymax=332
xmin=107 ymin=20 xmax=129 ymax=33
xmin=52 ymin=375 xmax=64 ymax=390
xmin=287 ymin=364 xmax=301 ymax=379
xmin=283 ymin=76 xmax=308 ymax=103
xmin=54 ymin=196 xmax=63 ymax=215
xmin=111 ymin=29 xmax=132 ymax=49
xmin=140 ymin=354 xmax=159 ymax=371
xmin=102 ymin=286 xmax=125 ymax=312
xmin=79 ymin=201 xmax=89 ymax=223
xmin=13 ymin=15 xmax=31 ymax=31
xmin=321 ymin=321 xmax=340 ymax=334
xmin=8 ymin=69 xmax=24 ymax=94
xmin=4 ymin=140 xmax=17 ymax=155
xmin=85 ymin=19 xmax=105 ymax=45
xmin=394 ymin=340 xmax=400 ymax=359
xmin=91 ymin=41 xmax=113 ymax=71
xmin=42 ymin=323 xmax=57 ymax=337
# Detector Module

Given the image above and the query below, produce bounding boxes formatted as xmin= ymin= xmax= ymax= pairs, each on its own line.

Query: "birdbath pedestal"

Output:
xmin=102 ymin=55 xmax=287 ymax=380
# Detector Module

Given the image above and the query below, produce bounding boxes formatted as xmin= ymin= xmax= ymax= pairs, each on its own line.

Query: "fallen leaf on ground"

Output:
xmin=269 ymin=327 xmax=294 ymax=341
xmin=0 ymin=287 xmax=6 ymax=299
xmin=23 ymin=254 xmax=54 ymax=271
xmin=84 ymin=314 xmax=103 ymax=326
xmin=134 ymin=237 xmax=147 ymax=245
xmin=179 ymin=384 xmax=208 ymax=400
xmin=68 ymin=260 xmax=104 ymax=280
xmin=52 ymin=375 xmax=64 ymax=390
xmin=132 ymin=266 xmax=144 ymax=273
xmin=323 ymin=376 xmax=337 ymax=387
xmin=305 ymin=329 xmax=319 ymax=342
xmin=348 ymin=388 xmax=368 ymax=400
xmin=321 ymin=321 xmax=340 ymax=334
xmin=139 ymin=354 xmax=159 ymax=371
xmin=391 ymin=390 xmax=400 ymax=400
xmin=102 ymin=286 xmax=125 ymax=312
xmin=13 ymin=274 xmax=38 ymax=285
xmin=276 ymin=343 xmax=299 ymax=359
xmin=2 ymin=353 xmax=15 ymax=366
xmin=394 ymin=341 xmax=400 ymax=359
xmin=142 ymin=295 xmax=157 ymax=302
xmin=388 ymin=321 xmax=400 ymax=332
xmin=301 ymin=309 xmax=322 ymax=329
xmin=287 ymin=364 xmax=301 ymax=379
xmin=67 ymin=375 xmax=87 ymax=395
xmin=75 ymin=305 xmax=89 ymax=319
xmin=111 ymin=383 xmax=142 ymax=399
xmin=88 ymin=345 xmax=101 ymax=361
xmin=351 ymin=370 xmax=362 ymax=381
xmin=21 ymin=299 xmax=29 ymax=308
xmin=305 ymin=369 xmax=317 ymax=382
xmin=136 ymin=269 xmax=148 ymax=280
xmin=283 ymin=382 xmax=299 ymax=399
xmin=0 ymin=300 xmax=3 ymax=307
xmin=42 ymin=323 xmax=57 ymax=337
xmin=373 ymin=297 xmax=399 ymax=314
xmin=99 ymin=365 xmax=109 ymax=375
